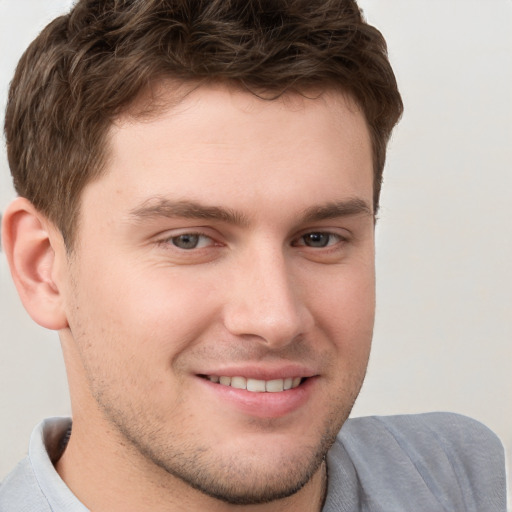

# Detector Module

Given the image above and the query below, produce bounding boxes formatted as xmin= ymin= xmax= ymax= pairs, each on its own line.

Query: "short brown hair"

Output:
xmin=5 ymin=0 xmax=403 ymax=248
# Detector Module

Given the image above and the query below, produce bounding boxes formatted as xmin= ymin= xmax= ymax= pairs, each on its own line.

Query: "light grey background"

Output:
xmin=1 ymin=0 xmax=511 ymax=496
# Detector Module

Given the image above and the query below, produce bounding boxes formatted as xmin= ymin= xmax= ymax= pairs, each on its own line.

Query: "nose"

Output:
xmin=222 ymin=246 xmax=314 ymax=349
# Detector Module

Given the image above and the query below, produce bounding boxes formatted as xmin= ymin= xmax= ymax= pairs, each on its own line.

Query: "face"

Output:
xmin=58 ymin=85 xmax=375 ymax=505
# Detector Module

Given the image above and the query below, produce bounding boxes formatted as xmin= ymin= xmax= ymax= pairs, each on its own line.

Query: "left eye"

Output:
xmin=170 ymin=233 xmax=212 ymax=250
xmin=296 ymin=232 xmax=341 ymax=248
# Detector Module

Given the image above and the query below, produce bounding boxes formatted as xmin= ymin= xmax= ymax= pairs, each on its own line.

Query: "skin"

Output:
xmin=3 ymin=84 xmax=375 ymax=511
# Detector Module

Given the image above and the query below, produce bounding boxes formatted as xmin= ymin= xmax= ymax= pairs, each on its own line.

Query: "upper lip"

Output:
xmin=196 ymin=364 xmax=317 ymax=381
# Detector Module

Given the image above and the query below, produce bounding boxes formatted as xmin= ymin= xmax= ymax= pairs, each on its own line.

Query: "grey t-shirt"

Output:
xmin=0 ymin=413 xmax=506 ymax=511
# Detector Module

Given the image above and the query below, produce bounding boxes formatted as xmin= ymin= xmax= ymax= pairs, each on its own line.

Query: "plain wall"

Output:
xmin=1 ymin=0 xmax=511 ymax=492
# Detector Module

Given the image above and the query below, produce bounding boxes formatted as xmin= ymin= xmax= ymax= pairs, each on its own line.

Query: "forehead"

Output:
xmin=82 ymin=84 xmax=373 ymax=225
xmin=116 ymin=80 xmax=369 ymax=157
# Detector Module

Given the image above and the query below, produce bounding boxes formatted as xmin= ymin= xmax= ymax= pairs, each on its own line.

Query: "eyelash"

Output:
xmin=293 ymin=232 xmax=346 ymax=249
xmin=160 ymin=232 xmax=215 ymax=250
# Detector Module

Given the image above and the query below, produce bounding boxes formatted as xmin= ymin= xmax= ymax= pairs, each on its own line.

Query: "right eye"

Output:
xmin=168 ymin=233 xmax=213 ymax=250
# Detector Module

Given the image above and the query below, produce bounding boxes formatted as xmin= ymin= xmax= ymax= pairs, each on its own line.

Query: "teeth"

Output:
xmin=219 ymin=376 xmax=231 ymax=386
xmin=266 ymin=379 xmax=284 ymax=392
xmin=247 ymin=378 xmax=266 ymax=392
xmin=206 ymin=375 xmax=303 ymax=392
xmin=230 ymin=376 xmax=247 ymax=390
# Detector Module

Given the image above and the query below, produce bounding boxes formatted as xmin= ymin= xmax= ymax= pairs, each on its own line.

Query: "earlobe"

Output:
xmin=2 ymin=197 xmax=69 ymax=330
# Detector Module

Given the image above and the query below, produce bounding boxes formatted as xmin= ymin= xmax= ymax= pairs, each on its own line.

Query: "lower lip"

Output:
xmin=197 ymin=376 xmax=316 ymax=419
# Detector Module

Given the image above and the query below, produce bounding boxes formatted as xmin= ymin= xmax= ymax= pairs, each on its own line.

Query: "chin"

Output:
xmin=165 ymin=443 xmax=327 ymax=505
xmin=133 ymin=423 xmax=339 ymax=506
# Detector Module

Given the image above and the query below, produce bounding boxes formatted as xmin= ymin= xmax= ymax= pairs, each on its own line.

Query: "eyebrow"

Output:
xmin=129 ymin=198 xmax=250 ymax=226
xmin=129 ymin=197 xmax=373 ymax=226
xmin=300 ymin=198 xmax=374 ymax=223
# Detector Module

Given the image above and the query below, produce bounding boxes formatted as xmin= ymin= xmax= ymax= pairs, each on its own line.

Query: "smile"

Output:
xmin=203 ymin=375 xmax=304 ymax=392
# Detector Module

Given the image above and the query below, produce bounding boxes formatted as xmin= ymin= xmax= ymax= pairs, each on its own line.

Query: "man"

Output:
xmin=0 ymin=0 xmax=506 ymax=510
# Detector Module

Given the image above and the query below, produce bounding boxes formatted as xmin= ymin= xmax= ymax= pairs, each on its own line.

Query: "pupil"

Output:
xmin=305 ymin=233 xmax=328 ymax=247
xmin=173 ymin=234 xmax=199 ymax=249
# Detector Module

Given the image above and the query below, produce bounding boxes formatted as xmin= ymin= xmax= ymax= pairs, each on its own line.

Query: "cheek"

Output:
xmin=305 ymin=263 xmax=375 ymax=380
xmin=307 ymin=262 xmax=375 ymax=329
xmin=77 ymin=261 xmax=221 ymax=361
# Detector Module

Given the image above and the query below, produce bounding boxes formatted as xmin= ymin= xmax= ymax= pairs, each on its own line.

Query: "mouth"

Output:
xmin=199 ymin=375 xmax=305 ymax=393
xmin=197 ymin=372 xmax=316 ymax=418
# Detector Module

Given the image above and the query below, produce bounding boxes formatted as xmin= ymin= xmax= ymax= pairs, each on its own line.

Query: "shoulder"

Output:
xmin=0 ymin=417 xmax=76 ymax=512
xmin=324 ymin=413 xmax=506 ymax=512
xmin=342 ymin=411 xmax=504 ymax=457
xmin=0 ymin=456 xmax=52 ymax=512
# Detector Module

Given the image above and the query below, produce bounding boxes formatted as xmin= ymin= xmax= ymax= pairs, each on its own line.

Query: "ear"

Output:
xmin=2 ymin=197 xmax=69 ymax=330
